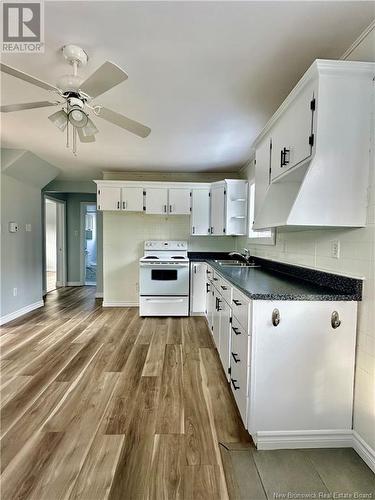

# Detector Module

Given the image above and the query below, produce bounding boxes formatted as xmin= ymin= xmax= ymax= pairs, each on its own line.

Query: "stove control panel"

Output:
xmin=144 ymin=240 xmax=187 ymax=250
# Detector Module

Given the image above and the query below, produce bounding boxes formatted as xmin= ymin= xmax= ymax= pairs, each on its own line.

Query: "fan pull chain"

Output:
xmin=73 ymin=126 xmax=77 ymax=156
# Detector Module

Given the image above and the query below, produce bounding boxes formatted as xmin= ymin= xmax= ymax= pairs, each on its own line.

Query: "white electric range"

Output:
xmin=139 ymin=240 xmax=189 ymax=316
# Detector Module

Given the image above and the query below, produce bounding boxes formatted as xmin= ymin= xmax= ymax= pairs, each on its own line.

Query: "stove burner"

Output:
xmin=144 ymin=255 xmax=159 ymax=259
xmin=171 ymin=256 xmax=185 ymax=260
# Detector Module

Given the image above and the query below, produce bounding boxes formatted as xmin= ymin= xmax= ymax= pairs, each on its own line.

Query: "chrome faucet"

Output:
xmin=228 ymin=248 xmax=251 ymax=263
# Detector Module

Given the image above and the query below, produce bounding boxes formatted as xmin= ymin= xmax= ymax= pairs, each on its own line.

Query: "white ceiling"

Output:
xmin=1 ymin=1 xmax=373 ymax=180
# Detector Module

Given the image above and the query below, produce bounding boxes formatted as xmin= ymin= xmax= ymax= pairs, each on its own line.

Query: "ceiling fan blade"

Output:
xmin=77 ymin=127 xmax=96 ymax=143
xmin=1 ymin=101 xmax=58 ymax=113
xmin=80 ymin=61 xmax=128 ymax=99
xmin=97 ymin=106 xmax=151 ymax=138
xmin=0 ymin=63 xmax=59 ymax=92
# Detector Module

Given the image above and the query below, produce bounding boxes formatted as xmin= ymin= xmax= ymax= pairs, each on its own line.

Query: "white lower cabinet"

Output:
xmin=190 ymin=262 xmax=207 ymax=315
xmin=201 ymin=264 xmax=358 ymax=450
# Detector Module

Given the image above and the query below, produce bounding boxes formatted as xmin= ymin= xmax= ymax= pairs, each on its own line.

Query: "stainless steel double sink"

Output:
xmin=213 ymin=259 xmax=260 ymax=268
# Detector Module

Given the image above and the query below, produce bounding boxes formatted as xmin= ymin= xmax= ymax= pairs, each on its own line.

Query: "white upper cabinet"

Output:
xmin=191 ymin=188 xmax=210 ymax=235
xmin=210 ymin=184 xmax=226 ymax=235
xmin=144 ymin=187 xmax=168 ymax=214
xmin=97 ymin=186 xmax=121 ymax=211
xmin=253 ymin=60 xmax=374 ymax=229
xmin=168 ymin=188 xmax=191 ymax=215
xmin=254 ymin=136 xmax=271 ymax=219
xmin=121 ymin=187 xmax=144 ymax=212
xmin=225 ymin=180 xmax=248 ymax=235
xmin=270 ymin=80 xmax=315 ymax=181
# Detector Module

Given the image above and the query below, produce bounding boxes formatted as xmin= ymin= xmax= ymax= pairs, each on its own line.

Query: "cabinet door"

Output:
xmin=251 ymin=301 xmax=357 ymax=433
xmin=212 ymin=287 xmax=221 ymax=348
xmin=210 ymin=185 xmax=225 ymax=235
xmin=121 ymin=187 xmax=144 ymax=212
xmin=271 ymin=81 xmax=315 ymax=181
xmin=97 ymin=187 xmax=121 ymax=211
xmin=206 ymin=284 xmax=214 ymax=331
xmin=190 ymin=262 xmax=207 ymax=314
xmin=191 ymin=189 xmax=210 ymax=235
xmin=168 ymin=188 xmax=191 ymax=215
xmin=255 ymin=136 xmax=271 ymax=218
xmin=145 ymin=188 xmax=168 ymax=214
xmin=218 ymin=299 xmax=231 ymax=380
xmin=225 ymin=181 xmax=248 ymax=235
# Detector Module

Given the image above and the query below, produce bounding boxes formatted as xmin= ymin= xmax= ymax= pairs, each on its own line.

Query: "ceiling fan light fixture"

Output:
xmin=48 ymin=109 xmax=68 ymax=131
xmin=68 ymin=106 xmax=88 ymax=128
xmin=81 ymin=117 xmax=99 ymax=137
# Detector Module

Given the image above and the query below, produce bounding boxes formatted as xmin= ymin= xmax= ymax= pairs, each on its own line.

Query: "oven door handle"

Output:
xmin=144 ymin=298 xmax=184 ymax=303
xmin=140 ymin=262 xmax=189 ymax=268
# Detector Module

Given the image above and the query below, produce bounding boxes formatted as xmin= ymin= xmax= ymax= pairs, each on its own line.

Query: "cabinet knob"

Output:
xmin=331 ymin=311 xmax=341 ymax=329
xmin=272 ymin=308 xmax=280 ymax=327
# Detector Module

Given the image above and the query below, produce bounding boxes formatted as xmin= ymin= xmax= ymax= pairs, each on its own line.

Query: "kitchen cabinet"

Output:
xmin=210 ymin=180 xmax=248 ymax=236
xmin=200 ymin=264 xmax=358 ymax=450
xmin=210 ymin=184 xmax=225 ymax=235
xmin=97 ymin=186 xmax=121 ymax=211
xmin=218 ymin=297 xmax=231 ymax=380
xmin=168 ymin=188 xmax=191 ymax=215
xmin=191 ymin=189 xmax=210 ymax=235
xmin=144 ymin=187 xmax=168 ymax=214
xmin=121 ymin=187 xmax=144 ymax=212
xmin=253 ymin=60 xmax=373 ymax=229
xmin=190 ymin=262 xmax=207 ymax=315
xmin=255 ymin=136 xmax=271 ymax=219
xmin=270 ymin=80 xmax=315 ymax=181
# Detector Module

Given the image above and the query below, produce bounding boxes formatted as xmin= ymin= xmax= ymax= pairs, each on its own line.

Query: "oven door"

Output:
xmin=139 ymin=262 xmax=189 ymax=296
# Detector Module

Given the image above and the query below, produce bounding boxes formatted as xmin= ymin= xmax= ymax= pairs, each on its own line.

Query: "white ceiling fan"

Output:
xmin=0 ymin=44 xmax=151 ymax=155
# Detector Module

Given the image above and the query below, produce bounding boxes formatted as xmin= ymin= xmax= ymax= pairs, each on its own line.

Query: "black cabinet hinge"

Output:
xmin=229 ymin=316 xmax=232 ymax=324
xmin=143 ymin=190 xmax=146 ymax=195
xmin=98 ymin=189 xmax=100 ymax=195
xmin=143 ymin=206 xmax=146 ymax=211
xmin=190 ymin=191 xmax=192 ymax=197
xmin=190 ymin=207 xmax=192 ymax=212
xmin=228 ymin=367 xmax=231 ymax=375
xmin=208 ymin=192 xmax=211 ymax=197
xmin=309 ymin=134 xmax=315 ymax=147
xmin=310 ymin=98 xmax=316 ymax=111
xmin=223 ymin=228 xmax=226 ymax=233
xmin=98 ymin=205 xmax=101 ymax=210
xmin=224 ymin=190 xmax=226 ymax=195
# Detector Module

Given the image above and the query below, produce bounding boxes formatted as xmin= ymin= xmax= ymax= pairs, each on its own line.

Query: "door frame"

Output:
xmin=80 ymin=202 xmax=97 ymax=286
xmin=43 ymin=195 xmax=67 ymax=293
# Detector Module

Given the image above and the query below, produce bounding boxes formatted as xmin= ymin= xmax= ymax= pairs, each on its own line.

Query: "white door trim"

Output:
xmin=80 ymin=202 xmax=97 ymax=286
xmin=44 ymin=195 xmax=67 ymax=292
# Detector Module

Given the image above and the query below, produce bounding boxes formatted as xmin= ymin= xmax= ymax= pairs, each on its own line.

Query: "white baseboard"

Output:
xmin=95 ymin=292 xmax=103 ymax=298
xmin=190 ymin=312 xmax=205 ymax=316
xmin=255 ymin=430 xmax=353 ymax=450
xmin=353 ymin=431 xmax=375 ymax=473
xmin=56 ymin=281 xmax=66 ymax=287
xmin=0 ymin=300 xmax=44 ymax=325
xmin=102 ymin=301 xmax=138 ymax=307
xmin=67 ymin=281 xmax=84 ymax=286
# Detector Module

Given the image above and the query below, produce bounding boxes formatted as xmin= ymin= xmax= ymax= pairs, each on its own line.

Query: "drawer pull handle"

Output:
xmin=233 ymin=299 xmax=242 ymax=306
xmin=232 ymin=326 xmax=241 ymax=335
xmin=231 ymin=352 xmax=240 ymax=363
xmin=231 ymin=378 xmax=240 ymax=390
xmin=272 ymin=308 xmax=280 ymax=327
xmin=221 ymin=285 xmax=228 ymax=290
xmin=331 ymin=311 xmax=341 ymax=329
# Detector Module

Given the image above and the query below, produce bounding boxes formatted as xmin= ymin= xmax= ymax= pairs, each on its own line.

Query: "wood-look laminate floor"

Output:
xmin=0 ymin=286 xmax=250 ymax=500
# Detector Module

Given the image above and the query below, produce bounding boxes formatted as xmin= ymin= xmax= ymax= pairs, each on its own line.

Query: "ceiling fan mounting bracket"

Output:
xmin=62 ymin=44 xmax=88 ymax=67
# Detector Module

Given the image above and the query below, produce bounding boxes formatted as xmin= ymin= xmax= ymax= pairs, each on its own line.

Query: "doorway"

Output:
xmin=44 ymin=197 xmax=66 ymax=293
xmin=81 ymin=203 xmax=97 ymax=286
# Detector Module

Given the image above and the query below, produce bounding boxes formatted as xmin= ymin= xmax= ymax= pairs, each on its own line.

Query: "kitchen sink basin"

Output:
xmin=214 ymin=259 xmax=260 ymax=268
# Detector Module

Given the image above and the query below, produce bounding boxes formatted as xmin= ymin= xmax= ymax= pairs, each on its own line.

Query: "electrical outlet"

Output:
xmin=13 ymin=287 xmax=17 ymax=297
xmin=331 ymin=240 xmax=340 ymax=259
xmin=8 ymin=222 xmax=19 ymax=233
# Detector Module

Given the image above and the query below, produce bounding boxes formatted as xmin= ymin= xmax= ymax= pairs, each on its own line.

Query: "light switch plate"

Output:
xmin=330 ymin=240 xmax=340 ymax=259
xmin=8 ymin=222 xmax=19 ymax=233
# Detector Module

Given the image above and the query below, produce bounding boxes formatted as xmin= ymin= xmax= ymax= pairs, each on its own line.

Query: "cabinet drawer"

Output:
xmin=232 ymin=288 xmax=250 ymax=330
xmin=217 ymin=275 xmax=232 ymax=305
xmin=231 ymin=316 xmax=251 ymax=368
xmin=230 ymin=361 xmax=248 ymax=426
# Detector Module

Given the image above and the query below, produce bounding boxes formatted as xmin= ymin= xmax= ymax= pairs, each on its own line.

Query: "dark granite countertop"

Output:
xmin=188 ymin=253 xmax=362 ymax=301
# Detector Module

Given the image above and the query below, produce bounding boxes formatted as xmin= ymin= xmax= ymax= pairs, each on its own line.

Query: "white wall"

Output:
xmin=103 ymin=213 xmax=236 ymax=304
xmin=45 ymin=200 xmax=57 ymax=272
xmin=237 ymin=26 xmax=375 ymax=451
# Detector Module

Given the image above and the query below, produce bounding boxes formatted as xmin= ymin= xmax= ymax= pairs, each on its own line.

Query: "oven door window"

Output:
xmin=151 ymin=269 xmax=178 ymax=281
